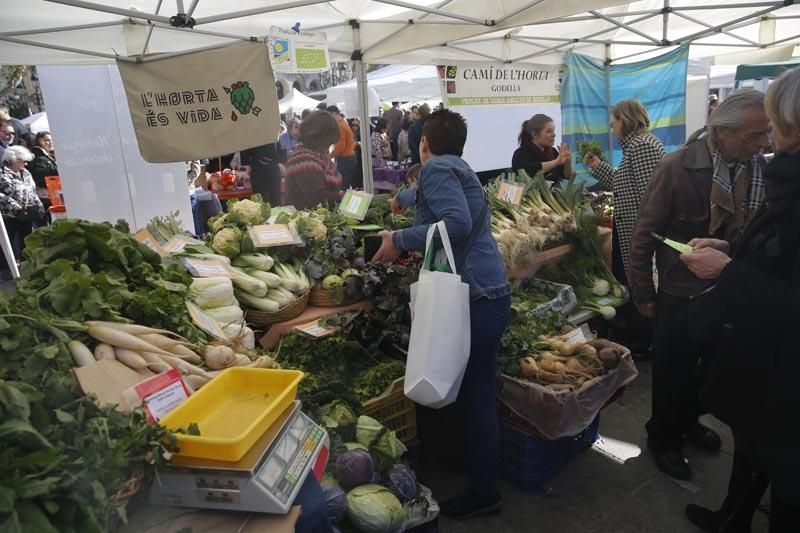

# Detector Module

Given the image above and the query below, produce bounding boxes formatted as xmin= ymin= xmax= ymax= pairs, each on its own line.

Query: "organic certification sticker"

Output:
xmin=133 ymin=228 xmax=166 ymax=256
xmin=339 ymin=190 xmax=373 ymax=220
xmin=249 ymin=224 xmax=301 ymax=247
xmin=497 ymin=182 xmax=524 ymax=205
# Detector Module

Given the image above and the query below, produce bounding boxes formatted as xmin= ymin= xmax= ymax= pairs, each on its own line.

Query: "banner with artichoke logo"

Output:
xmin=118 ymin=42 xmax=279 ymax=163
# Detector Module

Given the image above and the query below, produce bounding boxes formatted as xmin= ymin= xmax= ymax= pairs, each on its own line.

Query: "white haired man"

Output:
xmin=630 ymin=89 xmax=771 ymax=481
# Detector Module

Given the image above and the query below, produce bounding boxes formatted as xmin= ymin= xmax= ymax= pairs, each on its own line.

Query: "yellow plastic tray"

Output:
xmin=160 ymin=368 xmax=303 ymax=462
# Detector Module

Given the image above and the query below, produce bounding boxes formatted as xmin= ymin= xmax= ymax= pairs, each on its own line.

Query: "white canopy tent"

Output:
xmin=1 ymin=0 xmax=799 ymax=191
xmin=277 ymin=88 xmax=323 ymax=115
xmin=322 ymin=64 xmax=440 ymax=104
xmin=20 ymin=111 xmax=50 ymax=133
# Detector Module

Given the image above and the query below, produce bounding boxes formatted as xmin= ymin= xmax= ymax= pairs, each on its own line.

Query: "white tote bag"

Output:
xmin=404 ymin=221 xmax=471 ymax=408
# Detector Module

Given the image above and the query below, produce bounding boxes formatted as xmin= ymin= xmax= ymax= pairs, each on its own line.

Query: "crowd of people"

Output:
xmin=0 ymin=105 xmax=56 ymax=280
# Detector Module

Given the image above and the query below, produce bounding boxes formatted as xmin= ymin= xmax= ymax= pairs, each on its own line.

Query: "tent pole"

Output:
xmin=351 ymin=20 xmax=373 ymax=193
xmin=605 ymin=43 xmax=613 ymax=164
xmin=0 ymin=215 xmax=20 ymax=279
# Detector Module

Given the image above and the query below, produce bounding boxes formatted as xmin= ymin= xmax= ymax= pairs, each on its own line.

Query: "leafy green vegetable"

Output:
xmin=497 ymin=308 xmax=569 ymax=377
xmin=353 ymin=361 xmax=406 ymax=402
xmin=576 ymin=140 xmax=606 ymax=163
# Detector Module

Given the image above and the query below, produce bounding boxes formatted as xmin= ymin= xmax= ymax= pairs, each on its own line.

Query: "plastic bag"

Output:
xmin=497 ymin=342 xmax=638 ymax=439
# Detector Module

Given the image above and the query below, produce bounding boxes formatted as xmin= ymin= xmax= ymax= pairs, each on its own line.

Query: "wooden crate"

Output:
xmin=363 ymin=377 xmax=417 ymax=443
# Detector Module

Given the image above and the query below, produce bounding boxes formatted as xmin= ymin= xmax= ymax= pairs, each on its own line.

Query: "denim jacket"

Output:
xmin=392 ymin=154 xmax=510 ymax=301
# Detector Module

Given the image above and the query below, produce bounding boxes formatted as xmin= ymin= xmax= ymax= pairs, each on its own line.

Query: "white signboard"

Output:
xmin=38 ymin=65 xmax=193 ymax=232
xmin=438 ymin=62 xmax=562 ymax=173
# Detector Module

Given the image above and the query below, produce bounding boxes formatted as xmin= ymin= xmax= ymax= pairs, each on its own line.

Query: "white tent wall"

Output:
xmin=38 ymin=64 xmax=193 ymax=232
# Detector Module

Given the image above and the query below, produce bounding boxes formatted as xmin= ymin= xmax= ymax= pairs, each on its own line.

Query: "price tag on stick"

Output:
xmin=248 ymin=224 xmax=302 ymax=247
xmin=339 ymin=190 xmax=373 ymax=220
xmin=133 ymin=228 xmax=166 ymax=256
xmin=496 ymin=182 xmax=524 ymax=205
xmin=182 ymin=257 xmax=230 ymax=277
xmin=294 ymin=320 xmax=339 ymax=338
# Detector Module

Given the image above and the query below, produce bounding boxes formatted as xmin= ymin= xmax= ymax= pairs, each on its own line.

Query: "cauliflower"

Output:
xmin=228 ymin=198 xmax=270 ymax=226
xmin=295 ymin=214 xmax=328 ymax=240
xmin=212 ymin=226 xmax=242 ymax=258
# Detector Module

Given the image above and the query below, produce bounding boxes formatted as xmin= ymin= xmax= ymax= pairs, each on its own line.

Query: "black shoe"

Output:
xmin=440 ymin=489 xmax=501 ymax=520
xmin=686 ymin=503 xmax=726 ymax=532
xmin=685 ymin=423 xmax=722 ymax=452
xmin=648 ymin=440 xmax=692 ymax=480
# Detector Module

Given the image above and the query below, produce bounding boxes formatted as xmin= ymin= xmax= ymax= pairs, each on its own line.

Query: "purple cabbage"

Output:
xmin=335 ymin=449 xmax=374 ymax=489
xmin=321 ymin=480 xmax=347 ymax=523
xmin=382 ymin=464 xmax=418 ymax=503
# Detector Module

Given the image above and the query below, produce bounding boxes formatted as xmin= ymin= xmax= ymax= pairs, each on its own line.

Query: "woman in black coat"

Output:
xmin=681 ymin=67 xmax=800 ymax=532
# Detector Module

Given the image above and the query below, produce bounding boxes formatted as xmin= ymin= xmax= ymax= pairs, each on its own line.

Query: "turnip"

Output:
xmin=203 ymin=344 xmax=236 ymax=370
xmin=68 ymin=340 xmax=94 ymax=367
xmin=247 ymin=355 xmax=279 ymax=369
xmin=93 ymin=343 xmax=115 ymax=360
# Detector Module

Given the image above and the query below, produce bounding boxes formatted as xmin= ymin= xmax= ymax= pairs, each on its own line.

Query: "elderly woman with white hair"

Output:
xmin=1 ymin=145 xmax=44 ymax=279
xmin=680 ymin=66 xmax=800 ymax=531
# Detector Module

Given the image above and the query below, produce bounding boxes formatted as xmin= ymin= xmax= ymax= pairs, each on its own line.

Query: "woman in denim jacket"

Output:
xmin=374 ymin=109 xmax=511 ymax=520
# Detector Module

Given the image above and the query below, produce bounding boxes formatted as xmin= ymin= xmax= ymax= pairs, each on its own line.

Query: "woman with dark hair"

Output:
xmin=284 ymin=110 xmax=343 ymax=210
xmin=28 ymin=131 xmax=57 ymax=198
xmin=511 ymin=114 xmax=573 ymax=183
xmin=375 ymin=109 xmax=510 ymax=521
xmin=371 ymin=117 xmax=391 ymax=167
xmin=407 ymin=103 xmax=431 ymax=165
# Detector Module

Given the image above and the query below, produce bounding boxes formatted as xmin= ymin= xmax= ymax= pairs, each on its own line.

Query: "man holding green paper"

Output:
xmin=629 ymin=90 xmax=771 ymax=481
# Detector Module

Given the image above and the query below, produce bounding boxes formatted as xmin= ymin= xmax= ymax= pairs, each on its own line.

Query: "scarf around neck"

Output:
xmin=708 ymin=137 xmax=765 ymax=239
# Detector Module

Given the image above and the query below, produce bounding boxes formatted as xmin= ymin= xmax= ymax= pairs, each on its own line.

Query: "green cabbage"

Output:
xmin=356 ymin=415 xmax=407 ymax=471
xmin=320 ymin=401 xmax=357 ymax=442
xmin=189 ymin=276 xmax=236 ymax=309
xmin=346 ymin=484 xmax=406 ymax=532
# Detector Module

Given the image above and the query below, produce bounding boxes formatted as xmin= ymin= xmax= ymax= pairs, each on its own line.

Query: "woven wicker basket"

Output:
xmin=309 ymin=284 xmax=361 ymax=307
xmin=245 ymin=291 xmax=310 ymax=328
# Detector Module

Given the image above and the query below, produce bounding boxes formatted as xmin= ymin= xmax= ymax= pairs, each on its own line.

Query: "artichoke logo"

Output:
xmin=224 ymin=81 xmax=262 ymax=121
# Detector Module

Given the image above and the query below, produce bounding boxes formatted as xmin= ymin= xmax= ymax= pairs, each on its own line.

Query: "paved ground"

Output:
xmin=415 ymin=360 xmax=771 ymax=533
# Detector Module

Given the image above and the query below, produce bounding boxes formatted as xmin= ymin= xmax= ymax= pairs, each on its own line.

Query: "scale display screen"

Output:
xmin=256 ymin=412 xmax=325 ymax=504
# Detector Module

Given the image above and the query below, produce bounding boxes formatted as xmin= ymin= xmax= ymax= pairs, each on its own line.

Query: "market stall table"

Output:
xmin=215 ymin=186 xmax=253 ymax=201
xmin=372 ymin=166 xmax=407 ymax=191
xmin=507 ymin=226 xmax=612 ymax=280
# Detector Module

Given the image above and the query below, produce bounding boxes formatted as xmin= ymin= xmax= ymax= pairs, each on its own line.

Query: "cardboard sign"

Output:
xmin=249 ymin=224 xmax=301 ymax=247
xmin=132 ymin=369 xmax=191 ymax=423
xmin=182 ymin=257 xmax=230 ymax=277
xmin=73 ymin=359 xmax=154 ymax=412
xmin=294 ymin=320 xmax=339 ymax=339
xmin=134 ymin=228 xmax=166 ymax=256
xmin=338 ymin=190 xmax=373 ymax=220
xmin=497 ymin=182 xmax=524 ymax=205
xmin=186 ymin=300 xmax=228 ymax=339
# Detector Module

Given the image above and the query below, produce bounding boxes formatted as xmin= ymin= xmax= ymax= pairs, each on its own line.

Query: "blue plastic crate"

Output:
xmin=500 ymin=416 xmax=600 ymax=492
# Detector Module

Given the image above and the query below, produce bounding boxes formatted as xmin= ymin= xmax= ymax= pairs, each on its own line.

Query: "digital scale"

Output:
xmin=148 ymin=401 xmax=329 ymax=514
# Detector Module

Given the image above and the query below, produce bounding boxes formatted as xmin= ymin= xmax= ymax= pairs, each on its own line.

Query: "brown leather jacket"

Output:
xmin=629 ymin=138 xmax=717 ymax=305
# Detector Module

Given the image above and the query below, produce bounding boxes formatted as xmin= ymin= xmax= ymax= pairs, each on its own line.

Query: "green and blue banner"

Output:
xmin=562 ymin=44 xmax=689 ymax=185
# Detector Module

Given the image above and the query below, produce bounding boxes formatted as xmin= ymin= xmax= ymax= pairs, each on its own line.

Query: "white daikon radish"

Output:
xmin=68 ymin=340 xmax=94 ymax=367
xmin=114 ymin=348 xmax=148 ymax=371
xmin=93 ymin=343 xmax=116 ymax=360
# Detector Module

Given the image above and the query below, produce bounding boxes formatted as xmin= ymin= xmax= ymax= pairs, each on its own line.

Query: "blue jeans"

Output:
xmin=461 ymin=294 xmax=511 ymax=494
xmin=293 ymin=475 xmax=334 ymax=533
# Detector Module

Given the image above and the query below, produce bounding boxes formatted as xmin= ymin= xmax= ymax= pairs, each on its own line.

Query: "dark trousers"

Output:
xmin=646 ymin=292 xmax=706 ymax=452
xmin=610 ymin=227 xmax=652 ymax=351
xmin=336 ymin=155 xmax=357 ymax=191
xmin=293 ymin=475 xmax=334 ymax=533
xmin=459 ymin=295 xmax=511 ymax=494
xmin=250 ymin=163 xmax=282 ymax=206
xmin=1 ymin=216 xmax=33 ymax=272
